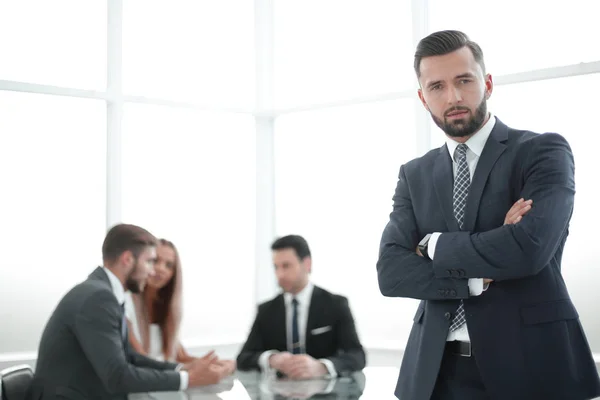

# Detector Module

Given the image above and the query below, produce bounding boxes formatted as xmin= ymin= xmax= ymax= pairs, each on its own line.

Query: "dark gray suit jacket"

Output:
xmin=27 ymin=267 xmax=181 ymax=400
xmin=378 ymin=118 xmax=600 ymax=400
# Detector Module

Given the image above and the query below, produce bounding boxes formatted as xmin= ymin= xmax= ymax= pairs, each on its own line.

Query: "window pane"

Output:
xmin=274 ymin=0 xmax=414 ymax=108
xmin=429 ymin=0 xmax=600 ymax=75
xmin=121 ymin=104 xmax=256 ymax=345
xmin=0 ymin=92 xmax=106 ymax=353
xmin=477 ymin=74 xmax=599 ymax=351
xmin=123 ymin=1 xmax=255 ymax=108
xmin=274 ymin=100 xmax=419 ymax=347
xmin=0 ymin=1 xmax=106 ymax=89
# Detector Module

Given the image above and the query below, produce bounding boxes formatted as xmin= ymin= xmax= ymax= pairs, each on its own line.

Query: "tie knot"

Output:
xmin=292 ymin=297 xmax=299 ymax=306
xmin=455 ymin=143 xmax=468 ymax=160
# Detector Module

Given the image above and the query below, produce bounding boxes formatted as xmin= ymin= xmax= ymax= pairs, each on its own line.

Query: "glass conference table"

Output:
xmin=129 ymin=366 xmax=400 ymax=400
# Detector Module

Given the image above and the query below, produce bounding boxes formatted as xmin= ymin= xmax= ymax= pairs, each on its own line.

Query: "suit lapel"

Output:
xmin=463 ymin=121 xmax=509 ymax=231
xmin=305 ymin=286 xmax=323 ymax=352
xmin=433 ymin=147 xmax=461 ymax=232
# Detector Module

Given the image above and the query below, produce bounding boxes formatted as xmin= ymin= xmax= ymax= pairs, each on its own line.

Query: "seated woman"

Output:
xmin=125 ymin=238 xmax=236 ymax=373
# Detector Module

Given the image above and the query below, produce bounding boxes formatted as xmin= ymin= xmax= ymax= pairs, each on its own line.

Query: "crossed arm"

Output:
xmin=377 ymin=133 xmax=574 ymax=300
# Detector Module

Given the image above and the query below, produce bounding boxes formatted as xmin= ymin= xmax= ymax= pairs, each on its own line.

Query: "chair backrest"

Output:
xmin=1 ymin=364 xmax=34 ymax=400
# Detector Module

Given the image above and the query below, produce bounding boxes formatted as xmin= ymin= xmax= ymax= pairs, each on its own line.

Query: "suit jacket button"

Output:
xmin=444 ymin=312 xmax=452 ymax=320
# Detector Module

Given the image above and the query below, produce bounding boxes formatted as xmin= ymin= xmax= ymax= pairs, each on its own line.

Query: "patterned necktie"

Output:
xmin=449 ymin=143 xmax=470 ymax=332
xmin=291 ymin=298 xmax=301 ymax=354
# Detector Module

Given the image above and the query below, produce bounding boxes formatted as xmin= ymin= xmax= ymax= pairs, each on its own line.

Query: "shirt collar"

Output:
xmin=284 ymin=282 xmax=314 ymax=307
xmin=446 ymin=113 xmax=496 ymax=161
xmin=102 ymin=266 xmax=126 ymax=305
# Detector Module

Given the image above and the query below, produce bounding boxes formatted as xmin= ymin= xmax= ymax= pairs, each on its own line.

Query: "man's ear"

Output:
xmin=417 ymin=89 xmax=430 ymax=111
xmin=119 ymin=250 xmax=134 ymax=271
xmin=304 ymin=256 xmax=312 ymax=274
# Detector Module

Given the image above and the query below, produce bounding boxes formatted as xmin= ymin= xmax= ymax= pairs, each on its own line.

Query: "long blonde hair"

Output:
xmin=131 ymin=239 xmax=183 ymax=361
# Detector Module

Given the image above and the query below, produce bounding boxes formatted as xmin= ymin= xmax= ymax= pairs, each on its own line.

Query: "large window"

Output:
xmin=274 ymin=99 xmax=419 ymax=347
xmin=122 ymin=1 xmax=255 ymax=108
xmin=0 ymin=1 xmax=106 ymax=89
xmin=120 ymin=103 xmax=256 ymax=345
xmin=429 ymin=0 xmax=600 ymax=75
xmin=0 ymin=92 xmax=106 ymax=353
xmin=273 ymin=0 xmax=414 ymax=108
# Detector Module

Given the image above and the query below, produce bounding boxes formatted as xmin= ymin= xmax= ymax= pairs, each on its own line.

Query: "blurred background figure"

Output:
xmin=126 ymin=238 xmax=236 ymax=374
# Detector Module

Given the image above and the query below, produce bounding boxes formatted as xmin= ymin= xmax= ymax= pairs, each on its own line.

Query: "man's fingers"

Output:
xmin=505 ymin=199 xmax=533 ymax=224
xmin=202 ymin=350 xmax=216 ymax=359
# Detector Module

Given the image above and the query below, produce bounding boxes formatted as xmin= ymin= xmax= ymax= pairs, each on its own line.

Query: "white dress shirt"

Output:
xmin=103 ymin=267 xmax=188 ymax=390
xmin=427 ymin=113 xmax=495 ymax=342
xmin=124 ymin=293 xmax=166 ymax=361
xmin=258 ymin=282 xmax=337 ymax=377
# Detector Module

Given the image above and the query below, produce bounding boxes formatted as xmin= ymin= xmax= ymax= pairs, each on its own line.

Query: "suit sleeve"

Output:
xmin=236 ymin=307 xmax=266 ymax=370
xmin=74 ymin=291 xmax=181 ymax=394
xmin=127 ymin=341 xmax=179 ymax=370
xmin=377 ymin=164 xmax=470 ymax=300
xmin=433 ymin=133 xmax=575 ymax=281
xmin=325 ymin=297 xmax=366 ymax=375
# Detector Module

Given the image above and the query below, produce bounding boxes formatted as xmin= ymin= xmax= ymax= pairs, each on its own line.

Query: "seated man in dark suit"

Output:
xmin=237 ymin=235 xmax=366 ymax=379
xmin=28 ymin=223 xmax=229 ymax=400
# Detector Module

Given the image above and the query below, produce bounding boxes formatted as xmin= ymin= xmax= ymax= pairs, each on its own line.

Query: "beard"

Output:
xmin=125 ymin=260 xmax=145 ymax=293
xmin=125 ymin=276 xmax=143 ymax=293
xmin=432 ymin=99 xmax=487 ymax=138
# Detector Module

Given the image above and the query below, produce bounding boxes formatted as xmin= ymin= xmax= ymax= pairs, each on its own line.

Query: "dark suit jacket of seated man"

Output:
xmin=27 ymin=224 xmax=225 ymax=400
xmin=236 ymin=235 xmax=366 ymax=378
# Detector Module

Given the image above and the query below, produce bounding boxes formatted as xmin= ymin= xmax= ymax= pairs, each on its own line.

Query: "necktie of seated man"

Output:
xmin=291 ymin=298 xmax=301 ymax=354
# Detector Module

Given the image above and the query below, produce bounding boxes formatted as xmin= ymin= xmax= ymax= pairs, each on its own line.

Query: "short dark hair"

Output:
xmin=414 ymin=30 xmax=485 ymax=78
xmin=102 ymin=223 xmax=157 ymax=263
xmin=271 ymin=235 xmax=311 ymax=260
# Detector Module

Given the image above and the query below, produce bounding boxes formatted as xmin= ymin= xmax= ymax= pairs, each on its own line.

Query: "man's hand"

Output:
xmin=269 ymin=351 xmax=294 ymax=372
xmin=216 ymin=359 xmax=236 ymax=375
xmin=504 ymin=198 xmax=533 ymax=225
xmin=416 ymin=246 xmax=423 ymax=257
xmin=183 ymin=351 xmax=227 ymax=386
xmin=284 ymin=355 xmax=328 ymax=380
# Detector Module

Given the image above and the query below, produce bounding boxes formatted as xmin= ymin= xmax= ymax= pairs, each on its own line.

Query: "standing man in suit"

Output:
xmin=237 ymin=235 xmax=366 ymax=379
xmin=28 ymin=224 xmax=229 ymax=400
xmin=377 ymin=30 xmax=600 ymax=400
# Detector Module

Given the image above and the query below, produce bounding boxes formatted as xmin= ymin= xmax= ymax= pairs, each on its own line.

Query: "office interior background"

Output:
xmin=0 ymin=0 xmax=599 ymax=372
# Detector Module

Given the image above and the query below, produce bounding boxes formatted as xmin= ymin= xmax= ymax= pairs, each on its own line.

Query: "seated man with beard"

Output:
xmin=27 ymin=224 xmax=229 ymax=400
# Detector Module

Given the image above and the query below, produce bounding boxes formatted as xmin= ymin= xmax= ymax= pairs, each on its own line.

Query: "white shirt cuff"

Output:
xmin=428 ymin=233 xmax=442 ymax=260
xmin=179 ymin=371 xmax=189 ymax=390
xmin=258 ymin=350 xmax=278 ymax=373
xmin=319 ymin=359 xmax=338 ymax=378
xmin=468 ymin=278 xmax=484 ymax=296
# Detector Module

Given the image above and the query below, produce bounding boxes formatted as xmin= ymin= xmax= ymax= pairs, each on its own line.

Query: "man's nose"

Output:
xmin=447 ymin=86 xmax=463 ymax=103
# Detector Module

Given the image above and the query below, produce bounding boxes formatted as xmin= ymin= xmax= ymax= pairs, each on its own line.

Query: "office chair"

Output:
xmin=1 ymin=364 xmax=34 ymax=400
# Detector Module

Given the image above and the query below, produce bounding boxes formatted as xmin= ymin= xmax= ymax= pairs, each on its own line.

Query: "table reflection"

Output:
xmin=129 ymin=366 xmax=399 ymax=400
